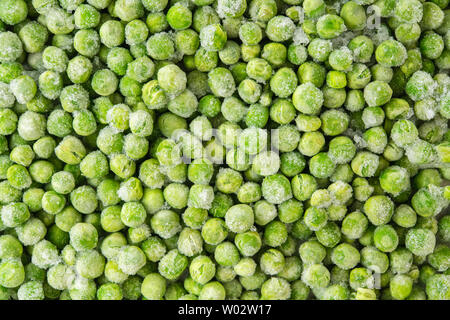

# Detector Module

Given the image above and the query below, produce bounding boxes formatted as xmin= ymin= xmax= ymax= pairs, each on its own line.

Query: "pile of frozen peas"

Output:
xmin=0 ymin=0 xmax=449 ymax=300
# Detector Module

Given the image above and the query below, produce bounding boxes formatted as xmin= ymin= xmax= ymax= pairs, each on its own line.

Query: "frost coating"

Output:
xmin=252 ymin=151 xmax=280 ymax=176
xmin=17 ymin=281 xmax=44 ymax=300
xmin=261 ymin=174 xmax=293 ymax=204
xmin=0 ymin=83 xmax=15 ymax=108
xmin=217 ymin=0 xmax=247 ymax=19
xmin=31 ymin=240 xmax=60 ymax=269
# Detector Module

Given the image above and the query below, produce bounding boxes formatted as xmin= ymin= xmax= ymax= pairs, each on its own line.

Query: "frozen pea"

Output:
xmin=270 ymin=68 xmax=298 ymax=98
xmin=158 ymin=249 xmax=188 ymax=280
xmin=114 ymin=0 xmax=144 ymax=22
xmin=364 ymin=81 xmax=393 ymax=107
xmin=375 ymin=39 xmax=407 ymax=67
xmin=293 ymin=83 xmax=323 ymax=115
xmin=118 ymin=245 xmax=146 ymax=276
xmin=316 ymin=14 xmax=346 ymax=39
xmin=0 ymin=258 xmax=25 ymax=288
xmin=0 ymin=32 xmax=23 ymax=63
xmin=266 ymin=16 xmax=295 ymax=42
xmin=188 ymin=184 xmax=214 ymax=209
xmin=10 ymin=75 xmax=37 ymax=105
xmin=201 ymin=218 xmax=228 ymax=245
xmin=406 ymin=71 xmax=436 ymax=102
xmin=225 ymin=204 xmax=254 ymax=233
